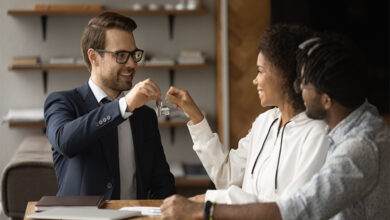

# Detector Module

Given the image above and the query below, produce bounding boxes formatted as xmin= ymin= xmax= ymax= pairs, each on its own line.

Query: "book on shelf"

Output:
xmin=180 ymin=50 xmax=203 ymax=57
xmin=35 ymin=195 xmax=105 ymax=212
xmin=2 ymin=108 xmax=44 ymax=123
xmin=177 ymin=50 xmax=205 ymax=64
xmin=144 ymin=57 xmax=175 ymax=66
xmin=34 ymin=4 xmax=103 ymax=12
xmin=177 ymin=57 xmax=205 ymax=64
xmin=147 ymin=3 xmax=161 ymax=11
xmin=12 ymin=56 xmax=40 ymax=67
xmin=49 ymin=57 xmax=75 ymax=65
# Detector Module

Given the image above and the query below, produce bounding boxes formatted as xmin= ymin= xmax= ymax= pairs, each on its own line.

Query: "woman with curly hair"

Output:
xmin=165 ymin=24 xmax=329 ymax=204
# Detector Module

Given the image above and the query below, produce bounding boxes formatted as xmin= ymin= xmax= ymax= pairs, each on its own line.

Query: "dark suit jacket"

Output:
xmin=44 ymin=82 xmax=175 ymax=199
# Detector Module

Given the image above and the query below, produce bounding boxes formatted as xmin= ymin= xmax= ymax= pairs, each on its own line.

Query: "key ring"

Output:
xmin=156 ymin=99 xmax=170 ymax=117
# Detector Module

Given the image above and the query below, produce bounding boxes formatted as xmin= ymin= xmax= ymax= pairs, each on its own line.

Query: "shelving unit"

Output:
xmin=7 ymin=7 xmax=208 ymax=16
xmin=8 ymin=6 xmax=208 ymax=40
xmin=8 ymin=119 xmax=188 ymax=146
xmin=9 ymin=62 xmax=210 ymax=93
xmin=9 ymin=63 xmax=209 ymax=72
xmin=6 ymin=4 xmax=213 ymax=191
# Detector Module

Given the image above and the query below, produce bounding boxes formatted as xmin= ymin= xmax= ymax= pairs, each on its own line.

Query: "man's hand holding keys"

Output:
xmin=125 ymin=78 xmax=161 ymax=112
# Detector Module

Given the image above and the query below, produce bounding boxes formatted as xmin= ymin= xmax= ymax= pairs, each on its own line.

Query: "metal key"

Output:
xmin=156 ymin=99 xmax=162 ymax=117
xmin=156 ymin=99 xmax=170 ymax=117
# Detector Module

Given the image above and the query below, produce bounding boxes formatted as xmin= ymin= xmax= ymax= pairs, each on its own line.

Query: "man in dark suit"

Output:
xmin=44 ymin=12 xmax=175 ymax=200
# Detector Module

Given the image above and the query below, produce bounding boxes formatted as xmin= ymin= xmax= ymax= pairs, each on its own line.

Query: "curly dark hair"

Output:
xmin=258 ymin=24 xmax=314 ymax=111
xmin=296 ymin=33 xmax=367 ymax=109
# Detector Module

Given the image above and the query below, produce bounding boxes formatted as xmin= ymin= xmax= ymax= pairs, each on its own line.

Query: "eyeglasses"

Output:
xmin=95 ymin=48 xmax=144 ymax=64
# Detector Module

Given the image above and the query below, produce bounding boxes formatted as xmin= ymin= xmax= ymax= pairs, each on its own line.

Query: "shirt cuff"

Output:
xmin=187 ymin=117 xmax=214 ymax=150
xmin=119 ymin=97 xmax=133 ymax=119
xmin=205 ymin=190 xmax=228 ymax=204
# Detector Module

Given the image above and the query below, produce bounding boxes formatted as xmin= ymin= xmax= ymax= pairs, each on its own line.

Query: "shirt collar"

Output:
xmin=88 ymin=78 xmax=126 ymax=103
xmin=327 ymin=100 xmax=369 ymax=146
xmin=88 ymin=78 xmax=110 ymax=103
xmin=272 ymin=108 xmax=311 ymax=127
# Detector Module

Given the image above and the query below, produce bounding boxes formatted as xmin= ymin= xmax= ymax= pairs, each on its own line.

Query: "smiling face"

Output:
xmin=252 ymin=52 xmax=285 ymax=107
xmin=91 ymin=28 xmax=137 ymax=97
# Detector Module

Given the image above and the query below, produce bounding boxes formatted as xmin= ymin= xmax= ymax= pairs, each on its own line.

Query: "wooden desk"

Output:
xmin=24 ymin=200 xmax=163 ymax=220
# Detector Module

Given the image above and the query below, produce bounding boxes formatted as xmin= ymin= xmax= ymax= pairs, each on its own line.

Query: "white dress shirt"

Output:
xmin=188 ymin=108 xmax=330 ymax=204
xmin=88 ymin=79 xmax=137 ymax=199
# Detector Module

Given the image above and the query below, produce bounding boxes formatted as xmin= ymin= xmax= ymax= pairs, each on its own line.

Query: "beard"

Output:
xmin=102 ymin=68 xmax=135 ymax=92
xmin=305 ymin=106 xmax=326 ymax=120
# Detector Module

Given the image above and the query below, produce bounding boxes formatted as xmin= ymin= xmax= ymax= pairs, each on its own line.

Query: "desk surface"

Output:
xmin=24 ymin=200 xmax=163 ymax=220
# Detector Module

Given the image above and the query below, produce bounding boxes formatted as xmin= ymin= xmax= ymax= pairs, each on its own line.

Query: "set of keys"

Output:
xmin=156 ymin=99 xmax=170 ymax=117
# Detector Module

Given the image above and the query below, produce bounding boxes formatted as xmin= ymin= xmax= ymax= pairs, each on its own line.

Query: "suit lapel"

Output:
xmin=76 ymin=82 xmax=99 ymax=112
xmin=77 ymin=82 xmax=119 ymax=189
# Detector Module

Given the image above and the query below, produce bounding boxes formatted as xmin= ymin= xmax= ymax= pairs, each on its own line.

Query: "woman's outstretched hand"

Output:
xmin=165 ymin=86 xmax=204 ymax=124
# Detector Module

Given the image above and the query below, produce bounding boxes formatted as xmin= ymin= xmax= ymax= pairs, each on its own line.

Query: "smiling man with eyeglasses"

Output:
xmin=44 ymin=12 xmax=175 ymax=200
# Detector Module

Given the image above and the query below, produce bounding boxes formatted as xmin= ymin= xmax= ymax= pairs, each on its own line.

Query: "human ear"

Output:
xmin=322 ymin=94 xmax=332 ymax=110
xmin=87 ymin=48 xmax=99 ymax=66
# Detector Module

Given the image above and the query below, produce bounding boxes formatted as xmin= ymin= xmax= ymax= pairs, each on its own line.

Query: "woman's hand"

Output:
xmin=165 ymin=86 xmax=204 ymax=124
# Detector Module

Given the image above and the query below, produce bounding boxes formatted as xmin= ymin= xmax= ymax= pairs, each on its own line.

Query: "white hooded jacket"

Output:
xmin=188 ymin=108 xmax=330 ymax=204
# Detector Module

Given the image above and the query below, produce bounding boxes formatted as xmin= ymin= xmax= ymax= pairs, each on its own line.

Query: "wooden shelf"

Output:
xmin=158 ymin=121 xmax=187 ymax=127
xmin=9 ymin=63 xmax=210 ymax=72
xmin=9 ymin=63 xmax=210 ymax=93
xmin=9 ymin=120 xmax=187 ymax=129
xmin=9 ymin=65 xmax=86 ymax=71
xmin=8 ymin=63 xmax=197 ymax=138
xmin=8 ymin=6 xmax=208 ymax=41
xmin=175 ymin=177 xmax=212 ymax=187
xmin=9 ymin=121 xmax=45 ymax=129
xmin=7 ymin=7 xmax=208 ymax=16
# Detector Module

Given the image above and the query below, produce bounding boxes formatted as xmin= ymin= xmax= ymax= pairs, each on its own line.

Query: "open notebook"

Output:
xmin=27 ymin=207 xmax=141 ymax=220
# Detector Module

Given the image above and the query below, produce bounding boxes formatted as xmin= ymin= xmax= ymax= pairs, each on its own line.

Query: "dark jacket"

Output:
xmin=44 ymin=82 xmax=175 ymax=199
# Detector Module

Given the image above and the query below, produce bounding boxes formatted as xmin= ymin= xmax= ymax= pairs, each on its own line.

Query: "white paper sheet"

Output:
xmin=119 ymin=206 xmax=161 ymax=216
xmin=27 ymin=207 xmax=141 ymax=220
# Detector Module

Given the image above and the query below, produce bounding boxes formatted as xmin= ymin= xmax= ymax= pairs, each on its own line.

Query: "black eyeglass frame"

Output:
xmin=94 ymin=48 xmax=144 ymax=64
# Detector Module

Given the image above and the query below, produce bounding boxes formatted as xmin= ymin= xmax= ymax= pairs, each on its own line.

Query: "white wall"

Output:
xmin=0 ymin=0 xmax=216 ymax=214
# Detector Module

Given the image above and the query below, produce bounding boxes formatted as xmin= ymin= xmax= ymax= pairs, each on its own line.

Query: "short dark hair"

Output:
xmin=296 ymin=33 xmax=368 ymax=109
xmin=258 ymin=24 xmax=314 ymax=111
xmin=81 ymin=12 xmax=137 ymax=71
